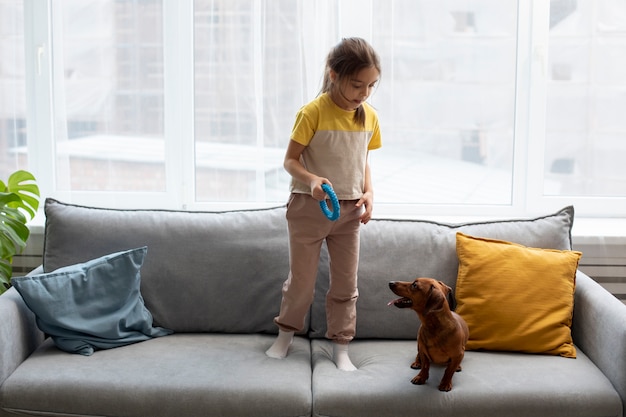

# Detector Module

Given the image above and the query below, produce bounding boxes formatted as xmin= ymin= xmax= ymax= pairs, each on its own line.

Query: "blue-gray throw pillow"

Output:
xmin=11 ymin=247 xmax=172 ymax=356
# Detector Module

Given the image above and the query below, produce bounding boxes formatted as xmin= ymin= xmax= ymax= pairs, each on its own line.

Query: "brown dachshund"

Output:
xmin=388 ymin=278 xmax=469 ymax=391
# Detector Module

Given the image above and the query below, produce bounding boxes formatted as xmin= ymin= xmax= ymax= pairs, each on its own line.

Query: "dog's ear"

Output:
xmin=438 ymin=281 xmax=452 ymax=296
xmin=425 ymin=284 xmax=446 ymax=314
xmin=447 ymin=290 xmax=457 ymax=311
xmin=438 ymin=280 xmax=456 ymax=310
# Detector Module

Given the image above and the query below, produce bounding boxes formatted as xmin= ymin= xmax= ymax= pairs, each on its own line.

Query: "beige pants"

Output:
xmin=274 ymin=193 xmax=362 ymax=344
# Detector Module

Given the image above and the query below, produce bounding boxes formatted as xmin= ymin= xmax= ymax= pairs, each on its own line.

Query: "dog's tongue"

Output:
xmin=388 ymin=297 xmax=412 ymax=308
xmin=387 ymin=298 xmax=404 ymax=307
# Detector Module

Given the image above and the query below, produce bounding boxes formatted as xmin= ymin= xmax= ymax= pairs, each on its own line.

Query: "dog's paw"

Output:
xmin=438 ymin=381 xmax=453 ymax=392
xmin=455 ymin=365 xmax=462 ymax=372
xmin=411 ymin=374 xmax=427 ymax=385
xmin=410 ymin=361 xmax=421 ymax=370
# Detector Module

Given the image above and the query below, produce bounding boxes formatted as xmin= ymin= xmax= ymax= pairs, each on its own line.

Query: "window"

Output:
xmin=0 ymin=0 xmax=28 ymax=180
xmin=371 ymin=1 xmax=518 ymax=208
xmin=50 ymin=1 xmax=166 ymax=193
xmin=544 ymin=0 xmax=626 ymax=198
xmin=193 ymin=1 xmax=299 ymax=202
xmin=2 ymin=0 xmax=625 ymax=218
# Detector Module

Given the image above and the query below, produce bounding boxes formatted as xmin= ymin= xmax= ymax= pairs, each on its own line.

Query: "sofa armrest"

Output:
xmin=0 ymin=287 xmax=45 ymax=385
xmin=28 ymin=265 xmax=44 ymax=275
xmin=572 ymin=270 xmax=626 ymax=416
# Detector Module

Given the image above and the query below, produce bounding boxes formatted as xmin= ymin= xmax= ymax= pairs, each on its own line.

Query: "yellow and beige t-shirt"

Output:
xmin=289 ymin=93 xmax=382 ymax=200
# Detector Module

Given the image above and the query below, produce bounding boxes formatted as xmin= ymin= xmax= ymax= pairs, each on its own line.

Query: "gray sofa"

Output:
xmin=0 ymin=198 xmax=625 ymax=417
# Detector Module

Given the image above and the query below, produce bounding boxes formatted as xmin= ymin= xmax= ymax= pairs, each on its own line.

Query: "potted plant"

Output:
xmin=0 ymin=170 xmax=40 ymax=294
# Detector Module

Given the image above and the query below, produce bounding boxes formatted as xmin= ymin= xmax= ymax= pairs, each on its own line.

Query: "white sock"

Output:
xmin=333 ymin=343 xmax=357 ymax=371
xmin=266 ymin=330 xmax=294 ymax=359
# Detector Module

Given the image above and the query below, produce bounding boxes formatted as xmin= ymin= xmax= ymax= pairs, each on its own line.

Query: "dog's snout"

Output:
xmin=389 ymin=281 xmax=397 ymax=289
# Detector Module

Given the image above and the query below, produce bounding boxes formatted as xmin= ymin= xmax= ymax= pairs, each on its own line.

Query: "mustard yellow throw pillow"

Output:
xmin=455 ymin=232 xmax=582 ymax=358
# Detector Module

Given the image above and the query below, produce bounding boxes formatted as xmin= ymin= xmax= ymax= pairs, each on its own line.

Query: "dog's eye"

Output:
xmin=411 ymin=282 xmax=418 ymax=289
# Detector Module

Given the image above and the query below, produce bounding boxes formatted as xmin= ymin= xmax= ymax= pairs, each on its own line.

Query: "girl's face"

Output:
xmin=329 ymin=66 xmax=380 ymax=111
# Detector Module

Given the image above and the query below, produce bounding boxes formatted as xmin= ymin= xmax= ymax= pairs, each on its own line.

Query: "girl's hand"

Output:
xmin=310 ymin=178 xmax=332 ymax=201
xmin=356 ymin=191 xmax=373 ymax=224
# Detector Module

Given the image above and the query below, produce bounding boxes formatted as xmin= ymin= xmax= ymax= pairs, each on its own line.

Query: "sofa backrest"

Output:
xmin=309 ymin=206 xmax=575 ymax=340
xmin=43 ymin=199 xmax=574 ymax=340
xmin=42 ymin=199 xmax=292 ymax=334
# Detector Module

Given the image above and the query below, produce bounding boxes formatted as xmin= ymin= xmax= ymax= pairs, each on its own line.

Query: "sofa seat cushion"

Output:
xmin=311 ymin=340 xmax=622 ymax=417
xmin=0 ymin=334 xmax=312 ymax=417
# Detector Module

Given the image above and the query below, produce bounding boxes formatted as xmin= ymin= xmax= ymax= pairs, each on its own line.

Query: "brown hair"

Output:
xmin=321 ymin=37 xmax=381 ymax=127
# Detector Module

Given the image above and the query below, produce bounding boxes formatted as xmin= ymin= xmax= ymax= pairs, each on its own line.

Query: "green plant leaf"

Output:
xmin=0 ymin=171 xmax=39 ymax=294
xmin=0 ymin=212 xmax=29 ymax=241
xmin=0 ymin=258 xmax=12 ymax=292
xmin=0 ymin=193 xmax=30 ymax=290
xmin=6 ymin=170 xmax=40 ymax=220
xmin=0 ymin=208 xmax=29 ymax=256
xmin=0 ymin=191 xmax=20 ymax=206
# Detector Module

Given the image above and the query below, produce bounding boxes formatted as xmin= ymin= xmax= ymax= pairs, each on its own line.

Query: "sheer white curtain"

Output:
xmin=11 ymin=0 xmax=623 ymax=216
xmin=192 ymin=0 xmax=519 ymax=207
xmin=6 ymin=0 xmax=520 ymax=211
xmin=193 ymin=0 xmax=366 ymax=202
xmin=0 ymin=0 xmax=28 ymax=180
xmin=544 ymin=0 xmax=626 ymax=198
xmin=45 ymin=0 xmax=167 ymax=196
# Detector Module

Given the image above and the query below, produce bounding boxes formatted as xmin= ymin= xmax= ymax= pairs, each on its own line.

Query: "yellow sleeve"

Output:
xmin=368 ymin=112 xmax=382 ymax=151
xmin=290 ymin=106 xmax=317 ymax=146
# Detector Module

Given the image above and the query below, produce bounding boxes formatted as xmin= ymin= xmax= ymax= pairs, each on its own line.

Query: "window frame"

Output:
xmin=21 ymin=0 xmax=626 ymax=219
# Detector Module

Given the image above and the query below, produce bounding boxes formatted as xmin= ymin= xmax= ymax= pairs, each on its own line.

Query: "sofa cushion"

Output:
xmin=311 ymin=339 xmax=622 ymax=417
xmin=42 ymin=199 xmax=292 ymax=334
xmin=455 ymin=232 xmax=581 ymax=358
xmin=11 ymin=247 xmax=172 ymax=356
xmin=310 ymin=206 xmax=575 ymax=339
xmin=0 ymin=335 xmax=312 ymax=417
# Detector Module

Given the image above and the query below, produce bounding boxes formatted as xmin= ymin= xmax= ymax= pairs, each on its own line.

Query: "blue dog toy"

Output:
xmin=320 ymin=183 xmax=340 ymax=221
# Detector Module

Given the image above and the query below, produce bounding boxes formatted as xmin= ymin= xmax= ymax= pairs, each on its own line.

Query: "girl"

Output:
xmin=266 ymin=37 xmax=382 ymax=371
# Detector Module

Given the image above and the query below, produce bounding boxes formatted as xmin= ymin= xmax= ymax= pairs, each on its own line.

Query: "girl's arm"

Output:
xmin=284 ymin=139 xmax=329 ymax=201
xmin=356 ymin=152 xmax=373 ymax=224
